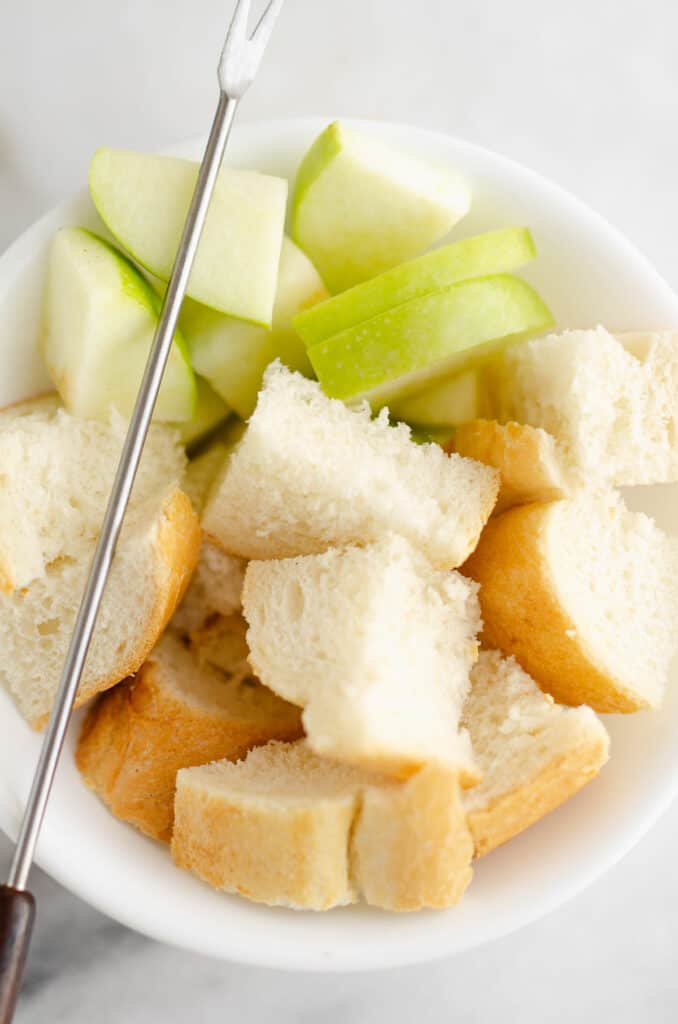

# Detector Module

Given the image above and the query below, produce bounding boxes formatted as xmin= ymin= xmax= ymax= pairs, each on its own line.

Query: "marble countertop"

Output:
xmin=3 ymin=1 xmax=678 ymax=1020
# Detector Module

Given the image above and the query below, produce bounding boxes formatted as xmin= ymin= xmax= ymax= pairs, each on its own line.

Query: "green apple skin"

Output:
xmin=176 ymin=377 xmax=230 ymax=450
xmin=391 ymin=369 xmax=479 ymax=428
xmin=294 ymin=228 xmax=536 ymax=347
xmin=183 ymin=238 xmax=328 ymax=419
xmin=409 ymin=426 xmax=457 ymax=446
xmin=291 ymin=121 xmax=471 ymax=293
xmin=89 ymin=148 xmax=288 ymax=326
xmin=42 ymin=227 xmax=195 ymax=422
xmin=308 ymin=275 xmax=554 ymax=408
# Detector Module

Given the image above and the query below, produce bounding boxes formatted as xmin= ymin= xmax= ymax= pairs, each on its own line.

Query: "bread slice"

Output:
xmin=2 ymin=486 xmax=200 ymax=728
xmin=243 ymin=534 xmax=480 ymax=777
xmin=463 ymin=651 xmax=610 ymax=855
xmin=202 ymin=362 xmax=498 ymax=568
xmin=77 ymin=633 xmax=303 ymax=841
xmin=450 ymin=420 xmax=583 ymax=512
xmin=497 ymin=327 xmax=678 ymax=486
xmin=463 ymin=493 xmax=678 ymax=712
xmin=353 ymin=762 xmax=473 ymax=911
xmin=0 ymin=397 xmax=186 ymax=592
xmin=171 ymin=740 xmax=473 ymax=911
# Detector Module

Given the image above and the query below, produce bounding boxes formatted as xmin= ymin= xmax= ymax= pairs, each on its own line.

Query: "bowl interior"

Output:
xmin=1 ymin=118 xmax=678 ymax=971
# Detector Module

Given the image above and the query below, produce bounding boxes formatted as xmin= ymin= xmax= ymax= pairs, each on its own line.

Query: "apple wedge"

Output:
xmin=391 ymin=370 xmax=479 ymax=428
xmin=89 ymin=148 xmax=288 ymax=325
xmin=291 ymin=121 xmax=471 ymax=293
xmin=176 ymin=378 xmax=230 ymax=449
xmin=183 ymin=238 xmax=328 ymax=418
xmin=308 ymin=275 xmax=554 ymax=408
xmin=294 ymin=228 xmax=536 ymax=346
xmin=42 ymin=227 xmax=195 ymax=422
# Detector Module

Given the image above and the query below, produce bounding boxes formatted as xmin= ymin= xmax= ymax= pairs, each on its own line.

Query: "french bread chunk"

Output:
xmin=0 ymin=397 xmax=186 ymax=593
xmin=463 ymin=651 xmax=610 ymax=855
xmin=77 ymin=633 xmax=302 ymax=841
xmin=243 ymin=534 xmax=480 ymax=778
xmin=202 ymin=362 xmax=498 ymax=568
xmin=352 ymin=762 xmax=473 ymax=911
xmin=2 ymin=486 xmax=200 ymax=728
xmin=463 ymin=492 xmax=678 ymax=713
xmin=171 ymin=741 xmax=473 ymax=911
xmin=450 ymin=420 xmax=583 ymax=512
xmin=498 ymin=327 xmax=678 ymax=485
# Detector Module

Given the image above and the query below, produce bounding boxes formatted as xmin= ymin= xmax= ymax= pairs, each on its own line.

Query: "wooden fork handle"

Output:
xmin=0 ymin=885 xmax=35 ymax=1024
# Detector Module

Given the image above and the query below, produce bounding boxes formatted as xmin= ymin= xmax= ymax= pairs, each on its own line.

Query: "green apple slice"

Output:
xmin=89 ymin=148 xmax=288 ymax=325
xmin=183 ymin=238 xmax=327 ymax=418
xmin=42 ymin=227 xmax=195 ymax=422
xmin=291 ymin=121 xmax=471 ymax=293
xmin=391 ymin=369 xmax=479 ymax=427
xmin=176 ymin=377 xmax=230 ymax=449
xmin=294 ymin=228 xmax=535 ymax=346
xmin=308 ymin=275 xmax=554 ymax=408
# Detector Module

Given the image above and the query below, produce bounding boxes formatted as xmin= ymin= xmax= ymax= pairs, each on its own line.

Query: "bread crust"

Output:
xmin=354 ymin=765 xmax=474 ymax=910
xmin=462 ymin=502 xmax=651 ymax=713
xmin=77 ymin=638 xmax=303 ymax=841
xmin=450 ymin=420 xmax=574 ymax=513
xmin=172 ymin=768 xmax=358 ymax=910
xmin=33 ymin=488 xmax=200 ymax=729
xmin=172 ymin=754 xmax=474 ymax=912
xmin=467 ymin=733 xmax=609 ymax=857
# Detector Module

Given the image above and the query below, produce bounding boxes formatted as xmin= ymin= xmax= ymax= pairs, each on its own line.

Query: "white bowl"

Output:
xmin=1 ymin=118 xmax=678 ymax=972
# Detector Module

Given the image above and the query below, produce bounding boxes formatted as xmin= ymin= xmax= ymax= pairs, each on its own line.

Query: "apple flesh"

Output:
xmin=308 ymin=275 xmax=554 ymax=408
xmin=291 ymin=121 xmax=471 ymax=293
xmin=391 ymin=369 xmax=479 ymax=427
xmin=183 ymin=238 xmax=328 ymax=418
xmin=89 ymin=148 xmax=288 ymax=325
xmin=42 ymin=227 xmax=195 ymax=422
xmin=176 ymin=377 xmax=230 ymax=449
xmin=294 ymin=228 xmax=535 ymax=346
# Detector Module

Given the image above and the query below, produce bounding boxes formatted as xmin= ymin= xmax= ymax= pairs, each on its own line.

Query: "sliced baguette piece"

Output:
xmin=498 ymin=327 xmax=678 ymax=486
xmin=0 ymin=397 xmax=186 ymax=593
xmin=77 ymin=633 xmax=303 ymax=841
xmin=202 ymin=362 xmax=498 ymax=569
xmin=171 ymin=740 xmax=473 ymax=911
xmin=463 ymin=493 xmax=678 ymax=713
xmin=2 ymin=487 xmax=200 ymax=728
xmin=463 ymin=651 xmax=610 ymax=856
xmin=243 ymin=534 xmax=480 ymax=778
xmin=353 ymin=763 xmax=473 ymax=911
xmin=450 ymin=420 xmax=583 ymax=512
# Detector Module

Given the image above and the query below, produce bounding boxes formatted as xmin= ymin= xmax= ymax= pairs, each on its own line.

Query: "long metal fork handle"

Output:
xmin=7 ymin=91 xmax=237 ymax=893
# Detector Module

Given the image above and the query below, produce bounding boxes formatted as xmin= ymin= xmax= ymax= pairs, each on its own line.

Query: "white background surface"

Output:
xmin=2 ymin=0 xmax=678 ymax=1020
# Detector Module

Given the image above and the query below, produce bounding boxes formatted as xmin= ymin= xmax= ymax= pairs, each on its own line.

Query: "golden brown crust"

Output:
xmin=76 ymin=488 xmax=200 ymax=710
xmin=450 ymin=420 xmax=573 ymax=513
xmin=462 ymin=502 xmax=649 ymax=713
xmin=33 ymin=488 xmax=201 ymax=729
xmin=353 ymin=766 xmax=474 ymax=911
xmin=172 ymin=771 xmax=357 ymax=909
xmin=77 ymin=649 xmax=303 ymax=842
xmin=468 ymin=734 xmax=609 ymax=857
